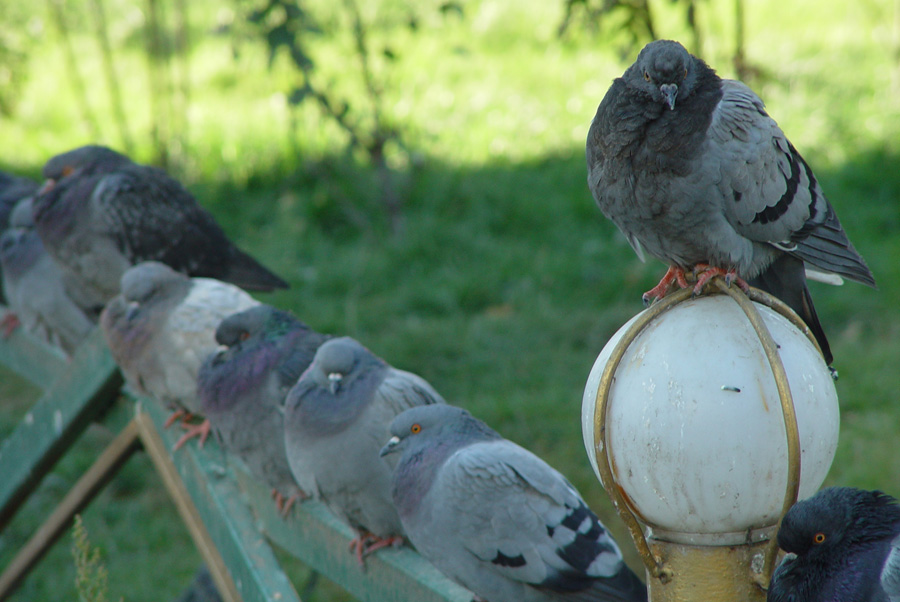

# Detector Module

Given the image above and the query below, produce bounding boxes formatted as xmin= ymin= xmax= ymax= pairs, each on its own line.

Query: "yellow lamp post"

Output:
xmin=581 ymin=282 xmax=839 ymax=601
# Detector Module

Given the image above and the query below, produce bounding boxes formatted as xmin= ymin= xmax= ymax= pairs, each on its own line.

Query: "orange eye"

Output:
xmin=239 ymin=331 xmax=250 ymax=341
xmin=813 ymin=532 xmax=826 ymax=544
xmin=410 ymin=423 xmax=421 ymax=434
xmin=683 ymin=67 xmax=687 ymax=78
xmin=643 ymin=71 xmax=651 ymax=82
xmin=62 ymin=166 xmax=74 ymax=177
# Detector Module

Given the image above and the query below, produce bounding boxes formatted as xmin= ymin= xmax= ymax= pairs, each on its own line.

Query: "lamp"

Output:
xmin=581 ymin=282 xmax=839 ymax=601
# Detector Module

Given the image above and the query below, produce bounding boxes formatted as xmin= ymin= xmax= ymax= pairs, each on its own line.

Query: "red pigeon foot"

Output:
xmin=691 ymin=264 xmax=750 ymax=295
xmin=349 ymin=533 xmax=403 ymax=568
xmin=163 ymin=409 xmax=192 ymax=429
xmin=642 ymin=265 xmax=690 ymax=306
xmin=0 ymin=312 xmax=21 ymax=337
xmin=271 ymin=489 xmax=306 ymax=517
xmin=173 ymin=418 xmax=211 ymax=450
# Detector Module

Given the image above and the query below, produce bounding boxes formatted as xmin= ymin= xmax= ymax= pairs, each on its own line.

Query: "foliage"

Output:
xmin=72 ymin=514 xmax=117 ymax=602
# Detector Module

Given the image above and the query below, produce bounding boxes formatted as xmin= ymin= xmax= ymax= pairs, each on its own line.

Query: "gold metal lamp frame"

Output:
xmin=591 ymin=280 xmax=819 ymax=600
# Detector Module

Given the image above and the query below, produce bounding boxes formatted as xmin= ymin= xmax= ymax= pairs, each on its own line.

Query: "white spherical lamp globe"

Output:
xmin=582 ymin=293 xmax=839 ymax=545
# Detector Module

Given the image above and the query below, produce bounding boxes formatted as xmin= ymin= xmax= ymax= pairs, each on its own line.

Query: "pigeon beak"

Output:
xmin=327 ymin=372 xmax=343 ymax=394
xmin=660 ymin=83 xmax=678 ymax=110
xmin=380 ymin=436 xmax=400 ymax=457
xmin=124 ymin=301 xmax=140 ymax=321
xmin=38 ymin=179 xmax=56 ymax=195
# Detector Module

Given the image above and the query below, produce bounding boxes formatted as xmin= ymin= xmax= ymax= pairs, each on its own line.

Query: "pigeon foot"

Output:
xmin=642 ymin=266 xmax=690 ymax=306
xmin=0 ymin=312 xmax=21 ymax=337
xmin=173 ymin=418 xmax=211 ymax=450
xmin=691 ymin=264 xmax=750 ymax=295
xmin=349 ymin=533 xmax=403 ymax=569
xmin=271 ymin=489 xmax=306 ymax=517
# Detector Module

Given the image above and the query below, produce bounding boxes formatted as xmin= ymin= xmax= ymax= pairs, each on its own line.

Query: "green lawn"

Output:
xmin=1 ymin=0 xmax=898 ymax=599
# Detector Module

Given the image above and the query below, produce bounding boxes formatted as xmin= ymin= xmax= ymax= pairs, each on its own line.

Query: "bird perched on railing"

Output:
xmin=100 ymin=261 xmax=258 ymax=446
xmin=198 ymin=304 xmax=330 ymax=515
xmin=768 ymin=486 xmax=900 ymax=602
xmin=32 ymin=145 xmax=288 ymax=314
xmin=381 ymin=404 xmax=648 ymax=602
xmin=586 ymin=40 xmax=875 ymax=365
xmin=283 ymin=336 xmax=445 ymax=567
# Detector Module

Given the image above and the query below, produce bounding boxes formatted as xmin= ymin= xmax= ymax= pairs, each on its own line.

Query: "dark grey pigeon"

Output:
xmin=381 ymin=404 xmax=648 ymax=602
xmin=0 ymin=226 xmax=94 ymax=354
xmin=768 ymin=487 xmax=900 ymax=602
xmin=586 ymin=39 xmax=875 ymax=365
xmin=198 ymin=305 xmax=330 ymax=515
xmin=32 ymin=145 xmax=288 ymax=311
xmin=283 ymin=336 xmax=445 ymax=566
xmin=100 ymin=262 xmax=258 ymax=442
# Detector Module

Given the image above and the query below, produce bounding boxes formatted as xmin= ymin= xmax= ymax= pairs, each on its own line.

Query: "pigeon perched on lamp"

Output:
xmin=586 ymin=40 xmax=875 ymax=364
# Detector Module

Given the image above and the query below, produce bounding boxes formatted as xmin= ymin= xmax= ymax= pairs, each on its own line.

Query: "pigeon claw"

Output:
xmin=0 ymin=312 xmax=21 ymax=338
xmin=271 ymin=489 xmax=306 ymax=518
xmin=642 ymin=265 xmax=690 ymax=306
xmin=349 ymin=533 xmax=403 ymax=570
xmin=173 ymin=418 xmax=211 ymax=451
xmin=163 ymin=409 xmax=190 ymax=430
xmin=691 ymin=264 xmax=749 ymax=295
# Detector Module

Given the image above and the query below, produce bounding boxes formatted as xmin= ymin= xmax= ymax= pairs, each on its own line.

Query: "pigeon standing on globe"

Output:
xmin=586 ymin=40 xmax=875 ymax=364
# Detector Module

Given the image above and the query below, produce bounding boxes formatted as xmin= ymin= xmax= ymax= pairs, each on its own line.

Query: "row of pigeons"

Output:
xmin=0 ymin=36 xmax=897 ymax=601
xmin=0 ymin=146 xmax=648 ymax=601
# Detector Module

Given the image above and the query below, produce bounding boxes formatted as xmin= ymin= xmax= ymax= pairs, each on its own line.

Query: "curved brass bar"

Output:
xmin=592 ymin=280 xmax=814 ymax=589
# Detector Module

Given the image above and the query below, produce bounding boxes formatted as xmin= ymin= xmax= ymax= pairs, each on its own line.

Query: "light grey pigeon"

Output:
xmin=100 ymin=261 xmax=258 ymax=444
xmin=768 ymin=487 xmax=900 ymax=602
xmin=283 ymin=336 xmax=445 ymax=566
xmin=0 ymin=225 xmax=94 ymax=354
xmin=381 ymin=404 xmax=648 ymax=602
xmin=32 ymin=145 xmax=288 ymax=313
xmin=197 ymin=305 xmax=330 ymax=515
xmin=586 ymin=39 xmax=875 ymax=365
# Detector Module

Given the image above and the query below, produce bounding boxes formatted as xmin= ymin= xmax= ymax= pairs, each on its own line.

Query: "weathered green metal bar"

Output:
xmin=233 ymin=449 xmax=473 ymax=602
xmin=0 ymin=307 xmax=70 ymax=390
xmin=138 ymin=399 xmax=303 ymax=602
xmin=0 ymin=328 xmax=123 ymax=531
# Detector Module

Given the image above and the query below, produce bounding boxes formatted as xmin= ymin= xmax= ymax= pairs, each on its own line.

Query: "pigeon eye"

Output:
xmin=239 ymin=331 xmax=250 ymax=341
xmin=410 ymin=424 xmax=421 ymax=434
xmin=62 ymin=166 xmax=74 ymax=177
xmin=643 ymin=71 xmax=651 ymax=82
xmin=683 ymin=67 xmax=687 ymax=79
xmin=813 ymin=532 xmax=826 ymax=544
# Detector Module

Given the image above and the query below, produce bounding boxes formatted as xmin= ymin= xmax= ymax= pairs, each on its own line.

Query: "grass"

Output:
xmin=1 ymin=0 xmax=899 ymax=599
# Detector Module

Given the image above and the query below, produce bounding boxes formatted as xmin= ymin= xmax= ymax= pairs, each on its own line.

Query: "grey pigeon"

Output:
xmin=0 ymin=225 xmax=94 ymax=354
xmin=0 ymin=171 xmax=38 ymax=231
xmin=381 ymin=404 xmax=647 ymax=602
xmin=100 ymin=261 xmax=258 ymax=443
xmin=283 ymin=336 xmax=445 ymax=566
xmin=586 ymin=40 xmax=875 ymax=365
xmin=198 ymin=304 xmax=330 ymax=514
xmin=32 ymin=145 xmax=288 ymax=312
xmin=768 ymin=487 xmax=900 ymax=602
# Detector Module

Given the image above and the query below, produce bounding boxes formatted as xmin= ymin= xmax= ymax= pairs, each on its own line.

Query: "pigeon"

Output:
xmin=283 ymin=336 xmax=445 ymax=566
xmin=100 ymin=261 xmax=258 ymax=444
xmin=0 ymin=225 xmax=94 ymax=354
xmin=32 ymin=144 xmax=288 ymax=311
xmin=0 ymin=171 xmax=38 ymax=231
xmin=381 ymin=404 xmax=648 ymax=602
xmin=768 ymin=487 xmax=900 ymax=602
xmin=586 ymin=39 xmax=875 ymax=365
xmin=198 ymin=305 xmax=330 ymax=515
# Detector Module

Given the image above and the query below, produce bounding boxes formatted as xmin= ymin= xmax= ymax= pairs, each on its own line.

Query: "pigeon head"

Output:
xmin=42 ymin=145 xmax=131 ymax=183
xmin=628 ymin=40 xmax=701 ymax=111
xmin=380 ymin=404 xmax=499 ymax=458
xmin=120 ymin=262 xmax=189 ymax=303
xmin=778 ymin=488 xmax=900 ymax=559
xmin=214 ymin=305 xmax=302 ymax=348
xmin=303 ymin=336 xmax=381 ymax=395
xmin=0 ymin=228 xmax=43 ymax=273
